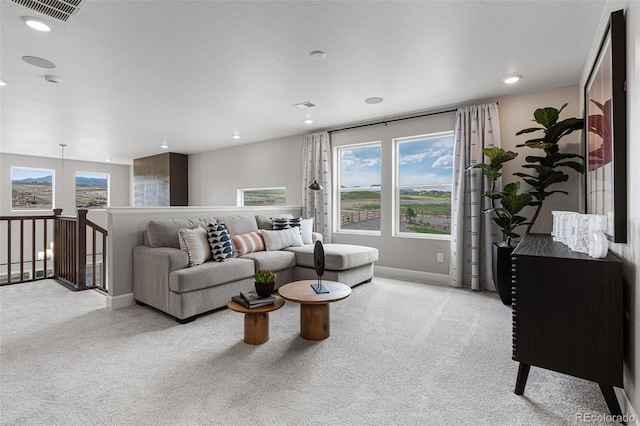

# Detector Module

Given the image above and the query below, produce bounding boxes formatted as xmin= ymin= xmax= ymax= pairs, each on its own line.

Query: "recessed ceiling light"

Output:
xmin=105 ymin=158 xmax=112 ymax=162
xmin=22 ymin=56 xmax=56 ymax=69
xmin=503 ymin=75 xmax=522 ymax=84
xmin=22 ymin=16 xmax=51 ymax=32
xmin=309 ymin=50 xmax=326 ymax=60
xmin=365 ymin=97 xmax=383 ymax=104
xmin=0 ymin=81 xmax=6 ymax=86
xmin=232 ymin=134 xmax=240 ymax=139
xmin=161 ymin=143 xmax=169 ymax=149
xmin=303 ymin=118 xmax=313 ymax=124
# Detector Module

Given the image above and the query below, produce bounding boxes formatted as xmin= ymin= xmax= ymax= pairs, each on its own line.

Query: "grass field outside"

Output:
xmin=340 ymin=190 xmax=451 ymax=234
xmin=242 ymin=188 xmax=286 ymax=206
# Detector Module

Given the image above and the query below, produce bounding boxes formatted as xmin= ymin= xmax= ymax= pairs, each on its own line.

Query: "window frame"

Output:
xmin=237 ymin=186 xmax=287 ymax=207
xmin=334 ymin=141 xmax=382 ymax=236
xmin=393 ymin=131 xmax=454 ymax=240
xmin=75 ymin=171 xmax=110 ymax=210
xmin=10 ymin=167 xmax=55 ymax=211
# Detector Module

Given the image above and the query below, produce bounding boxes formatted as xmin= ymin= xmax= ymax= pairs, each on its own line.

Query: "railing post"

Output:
xmin=53 ymin=209 xmax=62 ymax=278
xmin=76 ymin=209 xmax=88 ymax=288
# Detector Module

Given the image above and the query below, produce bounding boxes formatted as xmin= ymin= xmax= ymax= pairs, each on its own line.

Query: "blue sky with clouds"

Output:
xmin=398 ymin=135 xmax=453 ymax=186
xmin=339 ymin=135 xmax=453 ymax=188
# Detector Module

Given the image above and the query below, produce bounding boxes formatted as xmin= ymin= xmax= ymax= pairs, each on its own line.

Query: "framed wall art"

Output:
xmin=584 ymin=9 xmax=627 ymax=243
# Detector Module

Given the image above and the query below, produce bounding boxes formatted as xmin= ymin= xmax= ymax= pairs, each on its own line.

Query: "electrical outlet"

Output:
xmin=437 ymin=253 xmax=444 ymax=263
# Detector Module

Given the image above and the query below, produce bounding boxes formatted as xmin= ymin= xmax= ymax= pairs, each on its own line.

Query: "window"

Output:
xmin=76 ymin=172 xmax=109 ymax=209
xmin=336 ymin=143 xmax=381 ymax=233
xmin=395 ymin=132 xmax=454 ymax=237
xmin=11 ymin=167 xmax=54 ymax=210
xmin=238 ymin=187 xmax=286 ymax=206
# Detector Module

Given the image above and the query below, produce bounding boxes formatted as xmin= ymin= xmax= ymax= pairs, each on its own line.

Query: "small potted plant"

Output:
xmin=254 ymin=269 xmax=277 ymax=298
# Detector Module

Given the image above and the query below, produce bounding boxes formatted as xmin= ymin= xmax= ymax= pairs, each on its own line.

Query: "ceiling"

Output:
xmin=0 ymin=0 xmax=606 ymax=165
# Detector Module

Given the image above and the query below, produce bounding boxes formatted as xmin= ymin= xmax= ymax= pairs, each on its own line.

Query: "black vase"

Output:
xmin=255 ymin=281 xmax=275 ymax=298
xmin=492 ymin=243 xmax=515 ymax=306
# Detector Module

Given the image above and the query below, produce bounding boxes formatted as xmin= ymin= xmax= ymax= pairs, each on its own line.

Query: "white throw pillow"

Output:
xmin=261 ymin=227 xmax=304 ymax=251
xmin=178 ymin=227 xmax=211 ymax=266
xmin=300 ymin=218 xmax=314 ymax=244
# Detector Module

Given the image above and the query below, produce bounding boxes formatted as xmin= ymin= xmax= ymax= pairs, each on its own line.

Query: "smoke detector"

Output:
xmin=45 ymin=75 xmax=61 ymax=84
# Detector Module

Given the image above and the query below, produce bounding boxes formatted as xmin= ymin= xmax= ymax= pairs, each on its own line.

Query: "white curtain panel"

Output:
xmin=448 ymin=103 xmax=501 ymax=291
xmin=302 ymin=131 xmax=332 ymax=241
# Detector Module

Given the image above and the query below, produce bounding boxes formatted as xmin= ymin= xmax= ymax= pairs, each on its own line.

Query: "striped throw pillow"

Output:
xmin=231 ymin=232 xmax=265 ymax=256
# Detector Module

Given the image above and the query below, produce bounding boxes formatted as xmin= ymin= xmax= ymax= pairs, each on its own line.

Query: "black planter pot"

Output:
xmin=255 ymin=281 xmax=275 ymax=298
xmin=492 ymin=243 xmax=515 ymax=306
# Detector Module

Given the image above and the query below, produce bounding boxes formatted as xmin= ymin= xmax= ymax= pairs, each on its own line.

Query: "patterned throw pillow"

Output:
xmin=207 ymin=223 xmax=233 ymax=262
xmin=178 ymin=226 xmax=211 ymax=266
xmin=272 ymin=217 xmax=302 ymax=232
xmin=231 ymin=231 xmax=265 ymax=256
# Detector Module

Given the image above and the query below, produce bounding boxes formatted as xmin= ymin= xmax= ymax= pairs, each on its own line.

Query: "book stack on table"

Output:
xmin=231 ymin=290 xmax=276 ymax=308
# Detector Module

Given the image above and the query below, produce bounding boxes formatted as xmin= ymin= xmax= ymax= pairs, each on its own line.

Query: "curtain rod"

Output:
xmin=327 ymin=108 xmax=457 ymax=134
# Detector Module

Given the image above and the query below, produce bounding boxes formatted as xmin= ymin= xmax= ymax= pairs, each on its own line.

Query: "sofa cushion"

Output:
xmin=169 ymin=258 xmax=255 ymax=293
xmin=261 ymin=228 xmax=304 ymax=251
xmin=147 ymin=219 xmax=200 ymax=248
xmin=231 ymin=231 xmax=265 ymax=256
xmin=214 ymin=215 xmax=259 ymax=235
xmin=285 ymin=244 xmax=379 ymax=270
xmin=178 ymin=226 xmax=211 ymax=266
xmin=242 ymin=250 xmax=296 ymax=272
xmin=207 ymin=223 xmax=233 ymax=262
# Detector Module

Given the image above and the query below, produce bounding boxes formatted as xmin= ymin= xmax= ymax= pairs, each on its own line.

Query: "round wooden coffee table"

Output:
xmin=227 ymin=296 xmax=285 ymax=345
xmin=278 ymin=280 xmax=351 ymax=341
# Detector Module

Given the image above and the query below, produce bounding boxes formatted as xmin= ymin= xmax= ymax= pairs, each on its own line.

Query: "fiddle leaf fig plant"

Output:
xmin=469 ymin=147 xmax=532 ymax=247
xmin=469 ymin=104 xmax=584 ymax=247
xmin=514 ymin=103 xmax=584 ymax=233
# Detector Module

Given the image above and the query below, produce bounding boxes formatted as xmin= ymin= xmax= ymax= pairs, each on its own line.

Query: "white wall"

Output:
xmin=579 ymin=0 xmax=640 ymax=418
xmin=499 ymin=85 xmax=582 ymax=234
xmin=189 ymin=134 xmax=303 ymax=206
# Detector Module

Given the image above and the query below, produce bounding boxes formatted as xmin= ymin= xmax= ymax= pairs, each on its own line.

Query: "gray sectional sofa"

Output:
xmin=133 ymin=214 xmax=378 ymax=323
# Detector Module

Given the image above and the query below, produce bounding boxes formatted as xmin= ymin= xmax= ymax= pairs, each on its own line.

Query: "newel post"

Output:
xmin=53 ymin=209 xmax=63 ymax=278
xmin=76 ymin=209 xmax=88 ymax=288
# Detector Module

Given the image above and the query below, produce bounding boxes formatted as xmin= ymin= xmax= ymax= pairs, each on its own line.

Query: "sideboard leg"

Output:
xmin=599 ymin=384 xmax=624 ymax=420
xmin=514 ymin=363 xmax=530 ymax=395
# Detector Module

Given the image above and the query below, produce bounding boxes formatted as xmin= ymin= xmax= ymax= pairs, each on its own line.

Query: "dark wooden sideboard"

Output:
xmin=511 ymin=234 xmax=624 ymax=416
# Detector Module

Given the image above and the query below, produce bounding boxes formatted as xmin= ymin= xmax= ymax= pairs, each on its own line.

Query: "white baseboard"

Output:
xmin=615 ymin=387 xmax=639 ymax=425
xmin=374 ymin=266 xmax=448 ymax=286
xmin=106 ymin=292 xmax=135 ymax=310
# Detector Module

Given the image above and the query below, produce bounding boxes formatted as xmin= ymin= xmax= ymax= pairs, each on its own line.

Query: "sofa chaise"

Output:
xmin=133 ymin=214 xmax=378 ymax=323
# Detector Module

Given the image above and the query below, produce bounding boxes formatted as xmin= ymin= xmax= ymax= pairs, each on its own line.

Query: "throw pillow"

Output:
xmin=231 ymin=231 xmax=265 ymax=256
xmin=206 ymin=222 xmax=233 ymax=262
xmin=178 ymin=226 xmax=211 ymax=266
xmin=300 ymin=218 xmax=314 ymax=244
xmin=261 ymin=227 xmax=304 ymax=251
xmin=272 ymin=217 xmax=302 ymax=232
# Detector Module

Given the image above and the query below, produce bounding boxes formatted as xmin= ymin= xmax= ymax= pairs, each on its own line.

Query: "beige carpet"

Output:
xmin=0 ymin=277 xmax=612 ymax=425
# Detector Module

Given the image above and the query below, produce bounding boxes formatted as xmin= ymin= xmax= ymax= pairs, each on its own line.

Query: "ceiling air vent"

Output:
xmin=292 ymin=101 xmax=316 ymax=109
xmin=11 ymin=0 xmax=85 ymax=23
